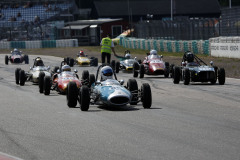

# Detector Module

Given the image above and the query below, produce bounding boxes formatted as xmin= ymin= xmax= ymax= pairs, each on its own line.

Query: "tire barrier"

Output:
xmin=0 ymin=39 xmax=78 ymax=49
xmin=120 ymin=37 xmax=210 ymax=55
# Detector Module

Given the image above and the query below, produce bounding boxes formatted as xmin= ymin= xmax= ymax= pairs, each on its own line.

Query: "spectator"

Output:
xmin=17 ymin=12 xmax=21 ymax=17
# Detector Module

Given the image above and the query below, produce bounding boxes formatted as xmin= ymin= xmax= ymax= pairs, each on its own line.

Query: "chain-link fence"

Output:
xmin=134 ymin=7 xmax=240 ymax=40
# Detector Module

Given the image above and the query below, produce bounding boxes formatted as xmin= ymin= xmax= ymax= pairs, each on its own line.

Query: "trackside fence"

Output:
xmin=0 ymin=39 xmax=78 ymax=49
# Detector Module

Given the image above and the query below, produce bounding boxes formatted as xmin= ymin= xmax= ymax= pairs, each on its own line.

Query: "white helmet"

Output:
xmin=100 ymin=66 xmax=113 ymax=81
xmin=62 ymin=65 xmax=71 ymax=72
xmin=150 ymin=49 xmax=157 ymax=55
xmin=125 ymin=53 xmax=131 ymax=59
xmin=14 ymin=48 xmax=18 ymax=52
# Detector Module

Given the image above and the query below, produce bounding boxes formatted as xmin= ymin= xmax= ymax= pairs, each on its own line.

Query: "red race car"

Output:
xmin=5 ymin=48 xmax=29 ymax=65
xmin=39 ymin=61 xmax=89 ymax=107
xmin=133 ymin=50 xmax=170 ymax=78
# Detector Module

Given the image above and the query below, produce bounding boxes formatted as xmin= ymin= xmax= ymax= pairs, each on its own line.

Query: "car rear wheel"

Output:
xmin=43 ymin=76 xmax=51 ymax=95
xmin=39 ymin=72 xmax=45 ymax=93
xmin=127 ymin=79 xmax=138 ymax=105
xmin=24 ymin=55 xmax=29 ymax=64
xmin=66 ymin=81 xmax=78 ymax=108
xmin=116 ymin=61 xmax=120 ymax=73
xmin=89 ymin=74 xmax=95 ymax=87
xmin=183 ymin=68 xmax=190 ymax=85
xmin=173 ymin=66 xmax=181 ymax=84
xmin=169 ymin=64 xmax=175 ymax=78
xmin=93 ymin=58 xmax=98 ymax=66
xmin=5 ymin=55 xmax=8 ymax=65
xmin=139 ymin=64 xmax=144 ymax=78
xmin=164 ymin=62 xmax=170 ymax=78
xmin=211 ymin=66 xmax=218 ymax=84
xmin=133 ymin=62 xmax=139 ymax=77
xmin=111 ymin=60 xmax=115 ymax=71
xmin=69 ymin=58 xmax=74 ymax=67
xmin=80 ymin=85 xmax=90 ymax=111
xmin=19 ymin=70 xmax=26 ymax=86
xmin=15 ymin=68 xmax=21 ymax=84
xmin=141 ymin=83 xmax=152 ymax=108
xmin=218 ymin=68 xmax=225 ymax=85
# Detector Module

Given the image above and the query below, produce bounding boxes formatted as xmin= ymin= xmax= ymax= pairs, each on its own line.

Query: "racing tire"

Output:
xmin=127 ymin=79 xmax=138 ymax=105
xmin=80 ymin=85 xmax=90 ymax=111
xmin=94 ymin=58 xmax=98 ymax=67
xmin=43 ymin=76 xmax=51 ymax=95
xmin=164 ymin=62 xmax=170 ymax=78
xmin=66 ymin=81 xmax=78 ymax=108
xmin=183 ymin=68 xmax=190 ymax=85
xmin=15 ymin=68 xmax=21 ymax=84
xmin=133 ymin=62 xmax=139 ymax=77
xmin=211 ymin=66 xmax=218 ymax=84
xmin=139 ymin=64 xmax=145 ymax=78
xmin=24 ymin=55 xmax=29 ymax=64
xmin=19 ymin=69 xmax=26 ymax=86
xmin=170 ymin=64 xmax=175 ymax=78
xmin=111 ymin=60 xmax=115 ymax=70
xmin=218 ymin=68 xmax=225 ymax=85
xmin=69 ymin=58 xmax=74 ymax=67
xmin=65 ymin=57 xmax=70 ymax=65
xmin=173 ymin=66 xmax=180 ymax=84
xmin=141 ymin=83 xmax=152 ymax=108
xmin=82 ymin=70 xmax=89 ymax=81
xmin=89 ymin=74 xmax=95 ymax=87
xmin=116 ymin=61 xmax=120 ymax=73
xmin=5 ymin=55 xmax=8 ymax=65
xmin=38 ymin=72 xmax=45 ymax=93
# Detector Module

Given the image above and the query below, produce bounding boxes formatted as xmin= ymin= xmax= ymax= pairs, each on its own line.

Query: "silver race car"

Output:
xmin=15 ymin=57 xmax=51 ymax=92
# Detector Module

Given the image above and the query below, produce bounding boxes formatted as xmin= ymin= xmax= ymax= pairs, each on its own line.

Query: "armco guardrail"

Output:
xmin=119 ymin=37 xmax=210 ymax=55
xmin=210 ymin=37 xmax=240 ymax=58
xmin=0 ymin=39 xmax=78 ymax=49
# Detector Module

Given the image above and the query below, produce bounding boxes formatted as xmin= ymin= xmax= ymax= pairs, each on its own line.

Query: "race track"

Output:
xmin=0 ymin=55 xmax=240 ymax=160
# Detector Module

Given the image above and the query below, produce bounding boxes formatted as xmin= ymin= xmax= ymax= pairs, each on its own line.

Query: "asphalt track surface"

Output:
xmin=0 ymin=55 xmax=240 ymax=160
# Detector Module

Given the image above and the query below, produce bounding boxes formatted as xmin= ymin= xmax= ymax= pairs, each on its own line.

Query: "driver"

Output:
xmin=100 ymin=66 xmax=113 ymax=81
xmin=183 ymin=51 xmax=198 ymax=66
xmin=62 ymin=65 xmax=71 ymax=72
xmin=35 ymin=58 xmax=44 ymax=66
xmin=150 ymin=49 xmax=158 ymax=55
xmin=125 ymin=50 xmax=131 ymax=59
xmin=78 ymin=50 xmax=85 ymax=57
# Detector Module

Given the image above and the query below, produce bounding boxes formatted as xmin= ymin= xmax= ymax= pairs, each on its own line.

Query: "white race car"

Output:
xmin=15 ymin=57 xmax=51 ymax=92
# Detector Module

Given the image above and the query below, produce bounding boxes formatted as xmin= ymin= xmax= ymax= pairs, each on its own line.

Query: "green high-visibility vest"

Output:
xmin=101 ymin=37 xmax=112 ymax=54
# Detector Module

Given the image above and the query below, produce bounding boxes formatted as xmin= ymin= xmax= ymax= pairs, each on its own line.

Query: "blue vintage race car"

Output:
xmin=66 ymin=65 xmax=152 ymax=111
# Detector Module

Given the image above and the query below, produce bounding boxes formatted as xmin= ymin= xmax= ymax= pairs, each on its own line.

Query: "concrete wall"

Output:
xmin=209 ymin=37 xmax=240 ymax=58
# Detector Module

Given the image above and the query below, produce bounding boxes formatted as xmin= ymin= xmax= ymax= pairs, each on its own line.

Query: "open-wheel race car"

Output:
xmin=113 ymin=50 xmax=141 ymax=73
xmin=64 ymin=50 xmax=98 ymax=67
xmin=15 ymin=57 xmax=51 ymax=88
xmin=39 ymin=61 xmax=83 ymax=99
xmin=5 ymin=48 xmax=29 ymax=65
xmin=133 ymin=49 xmax=170 ymax=78
xmin=67 ymin=65 xmax=152 ymax=111
xmin=172 ymin=51 xmax=225 ymax=85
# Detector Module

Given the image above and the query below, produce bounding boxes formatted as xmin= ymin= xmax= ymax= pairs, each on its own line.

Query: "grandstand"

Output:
xmin=0 ymin=0 xmax=78 ymax=41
